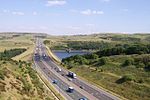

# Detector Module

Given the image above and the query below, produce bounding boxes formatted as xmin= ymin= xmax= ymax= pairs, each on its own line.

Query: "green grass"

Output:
xmin=45 ymin=34 xmax=150 ymax=50
xmin=0 ymin=33 xmax=34 ymax=61
xmin=69 ymin=64 xmax=150 ymax=100
xmin=45 ymin=33 xmax=150 ymax=100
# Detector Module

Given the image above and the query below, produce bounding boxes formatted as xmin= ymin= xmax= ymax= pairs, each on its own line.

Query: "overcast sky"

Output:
xmin=0 ymin=0 xmax=150 ymax=35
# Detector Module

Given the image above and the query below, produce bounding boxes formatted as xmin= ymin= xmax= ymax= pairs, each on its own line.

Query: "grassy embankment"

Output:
xmin=0 ymin=33 xmax=64 ymax=100
xmin=0 ymin=47 xmax=55 ymax=100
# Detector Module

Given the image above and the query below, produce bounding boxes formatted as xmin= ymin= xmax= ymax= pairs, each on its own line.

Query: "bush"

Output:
xmin=98 ymin=57 xmax=109 ymax=66
xmin=121 ymin=74 xmax=136 ymax=82
xmin=0 ymin=70 xmax=5 ymax=80
xmin=137 ymin=79 xmax=144 ymax=83
xmin=145 ymin=62 xmax=150 ymax=71
xmin=116 ymin=74 xmax=136 ymax=84
xmin=84 ymin=54 xmax=99 ymax=59
xmin=23 ymin=82 xmax=32 ymax=93
xmin=123 ymin=58 xmax=134 ymax=66
xmin=136 ymin=62 xmax=145 ymax=68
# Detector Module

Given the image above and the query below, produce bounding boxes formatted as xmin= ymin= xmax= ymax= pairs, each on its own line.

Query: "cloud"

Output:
xmin=3 ymin=9 xmax=9 ymax=13
xmin=86 ymin=24 xmax=95 ymax=27
xmin=80 ymin=9 xmax=104 ymax=15
xmin=122 ymin=9 xmax=129 ymax=12
xmin=1 ymin=9 xmax=25 ymax=16
xmin=12 ymin=11 xmax=25 ymax=15
xmin=67 ymin=26 xmax=80 ymax=30
xmin=39 ymin=26 xmax=48 ymax=30
xmin=70 ymin=9 xmax=78 ymax=13
xmin=33 ymin=11 xmax=37 ymax=15
xmin=101 ymin=0 xmax=110 ymax=2
xmin=46 ymin=0 xmax=66 ymax=6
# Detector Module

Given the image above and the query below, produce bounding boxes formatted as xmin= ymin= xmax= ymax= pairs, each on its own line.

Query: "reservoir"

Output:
xmin=52 ymin=50 xmax=89 ymax=60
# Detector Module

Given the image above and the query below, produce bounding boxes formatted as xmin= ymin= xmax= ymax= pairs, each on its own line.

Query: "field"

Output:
xmin=0 ymin=33 xmax=34 ymax=61
xmin=68 ymin=54 xmax=150 ymax=100
xmin=45 ymin=33 xmax=150 ymax=50
xmin=0 ymin=33 xmax=150 ymax=100
xmin=45 ymin=33 xmax=150 ymax=100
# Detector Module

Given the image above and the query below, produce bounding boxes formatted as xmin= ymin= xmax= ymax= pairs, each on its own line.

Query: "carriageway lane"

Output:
xmin=41 ymin=44 xmax=120 ymax=100
xmin=34 ymin=59 xmax=87 ymax=100
xmin=35 ymin=41 xmax=98 ymax=100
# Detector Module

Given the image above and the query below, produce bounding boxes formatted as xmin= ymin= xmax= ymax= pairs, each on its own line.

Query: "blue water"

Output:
xmin=53 ymin=51 xmax=88 ymax=60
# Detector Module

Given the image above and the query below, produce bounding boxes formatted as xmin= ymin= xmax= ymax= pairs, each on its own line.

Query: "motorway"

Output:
xmin=33 ymin=39 xmax=121 ymax=100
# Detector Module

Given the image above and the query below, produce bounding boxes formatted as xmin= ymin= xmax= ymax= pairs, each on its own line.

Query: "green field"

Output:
xmin=44 ymin=33 xmax=150 ymax=50
xmin=45 ymin=33 xmax=150 ymax=100
xmin=0 ymin=33 xmax=150 ymax=100
xmin=0 ymin=33 xmax=35 ymax=61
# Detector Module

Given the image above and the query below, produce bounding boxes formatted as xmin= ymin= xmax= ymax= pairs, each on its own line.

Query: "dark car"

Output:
xmin=52 ymin=79 xmax=58 ymax=84
xmin=61 ymin=74 xmax=64 ymax=76
xmin=79 ymin=85 xmax=84 ymax=89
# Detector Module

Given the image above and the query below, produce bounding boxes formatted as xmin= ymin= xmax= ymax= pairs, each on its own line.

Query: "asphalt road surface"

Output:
xmin=33 ymin=39 xmax=121 ymax=100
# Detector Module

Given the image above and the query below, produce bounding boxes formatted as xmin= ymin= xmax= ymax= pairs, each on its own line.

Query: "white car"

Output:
xmin=57 ymin=68 xmax=62 ymax=72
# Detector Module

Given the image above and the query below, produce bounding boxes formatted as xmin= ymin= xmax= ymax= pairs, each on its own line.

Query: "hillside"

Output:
xmin=45 ymin=33 xmax=150 ymax=100
xmin=0 ymin=33 xmax=57 ymax=100
xmin=0 ymin=59 xmax=56 ymax=100
xmin=44 ymin=33 xmax=150 ymax=50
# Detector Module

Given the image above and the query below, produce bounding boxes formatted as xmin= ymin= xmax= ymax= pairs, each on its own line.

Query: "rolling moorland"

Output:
xmin=0 ymin=33 xmax=57 ymax=100
xmin=44 ymin=33 xmax=150 ymax=100
xmin=0 ymin=33 xmax=149 ymax=100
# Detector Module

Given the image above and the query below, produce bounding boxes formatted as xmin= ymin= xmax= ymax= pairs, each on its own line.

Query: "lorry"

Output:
xmin=68 ymin=71 xmax=77 ymax=79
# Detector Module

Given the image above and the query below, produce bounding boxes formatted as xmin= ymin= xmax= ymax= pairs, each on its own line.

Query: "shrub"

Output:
xmin=123 ymin=58 xmax=134 ymax=66
xmin=98 ymin=57 xmax=109 ymax=66
xmin=136 ymin=62 xmax=145 ymax=68
xmin=121 ymin=74 xmax=136 ymax=82
xmin=145 ymin=62 xmax=150 ymax=71
xmin=116 ymin=74 xmax=136 ymax=84
xmin=0 ymin=70 xmax=5 ymax=80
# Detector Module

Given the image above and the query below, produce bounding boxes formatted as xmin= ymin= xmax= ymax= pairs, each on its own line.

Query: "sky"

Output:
xmin=0 ymin=0 xmax=150 ymax=35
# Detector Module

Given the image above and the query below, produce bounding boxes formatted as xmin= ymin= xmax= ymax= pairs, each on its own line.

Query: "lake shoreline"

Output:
xmin=52 ymin=50 xmax=92 ymax=53
xmin=52 ymin=50 xmax=91 ymax=60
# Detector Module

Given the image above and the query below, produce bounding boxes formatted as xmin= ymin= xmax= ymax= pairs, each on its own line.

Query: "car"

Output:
xmin=61 ymin=74 xmax=64 ymax=76
xmin=68 ymin=71 xmax=77 ymax=79
xmin=52 ymin=79 xmax=58 ymax=84
xmin=79 ymin=98 xmax=88 ymax=100
xmin=67 ymin=87 xmax=74 ymax=93
xmin=79 ymin=85 xmax=84 ymax=89
xmin=57 ymin=68 xmax=61 ymax=72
